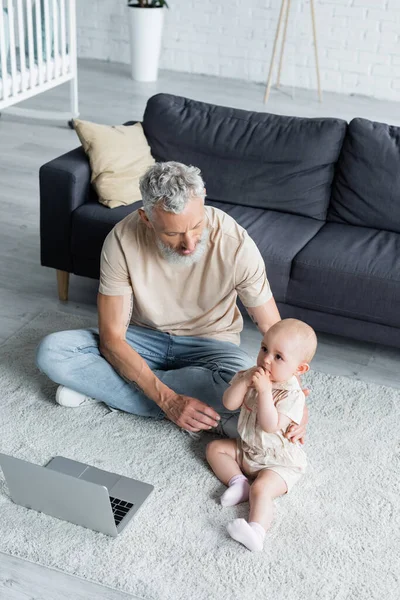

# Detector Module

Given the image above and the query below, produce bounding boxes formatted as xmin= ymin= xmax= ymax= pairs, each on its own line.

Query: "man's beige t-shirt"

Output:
xmin=99 ymin=205 xmax=272 ymax=345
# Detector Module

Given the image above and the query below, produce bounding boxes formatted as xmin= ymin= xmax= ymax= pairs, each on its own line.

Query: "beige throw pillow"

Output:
xmin=73 ymin=119 xmax=155 ymax=209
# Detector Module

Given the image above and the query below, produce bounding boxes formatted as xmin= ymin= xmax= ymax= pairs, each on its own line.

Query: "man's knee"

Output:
xmin=36 ymin=329 xmax=96 ymax=380
xmin=36 ymin=331 xmax=64 ymax=375
xmin=216 ymin=349 xmax=253 ymax=384
xmin=217 ymin=360 xmax=253 ymax=386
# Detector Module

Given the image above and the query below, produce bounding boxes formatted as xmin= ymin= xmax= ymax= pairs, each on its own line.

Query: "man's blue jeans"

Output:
xmin=36 ymin=326 xmax=253 ymax=436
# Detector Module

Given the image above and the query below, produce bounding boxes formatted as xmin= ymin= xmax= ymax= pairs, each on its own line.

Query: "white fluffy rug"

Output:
xmin=0 ymin=311 xmax=399 ymax=600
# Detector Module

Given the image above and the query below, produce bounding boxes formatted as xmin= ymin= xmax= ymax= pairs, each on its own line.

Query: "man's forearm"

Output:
xmin=100 ymin=338 xmax=175 ymax=409
xmin=246 ymin=297 xmax=281 ymax=335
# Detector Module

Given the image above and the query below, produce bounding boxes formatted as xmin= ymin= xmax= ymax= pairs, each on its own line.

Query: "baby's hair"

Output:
xmin=267 ymin=319 xmax=317 ymax=363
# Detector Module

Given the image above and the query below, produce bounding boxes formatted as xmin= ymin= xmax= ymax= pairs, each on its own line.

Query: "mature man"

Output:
xmin=36 ymin=162 xmax=307 ymax=440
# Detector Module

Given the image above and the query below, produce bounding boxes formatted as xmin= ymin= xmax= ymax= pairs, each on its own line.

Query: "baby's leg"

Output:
xmin=249 ymin=469 xmax=287 ymax=529
xmin=227 ymin=469 xmax=287 ymax=551
xmin=206 ymin=439 xmax=250 ymax=506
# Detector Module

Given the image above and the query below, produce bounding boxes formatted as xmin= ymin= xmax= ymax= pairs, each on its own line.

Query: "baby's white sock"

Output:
xmin=220 ymin=474 xmax=250 ymax=507
xmin=226 ymin=519 xmax=266 ymax=551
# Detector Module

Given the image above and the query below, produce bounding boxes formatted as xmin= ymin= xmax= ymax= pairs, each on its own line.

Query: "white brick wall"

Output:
xmin=76 ymin=0 xmax=400 ymax=101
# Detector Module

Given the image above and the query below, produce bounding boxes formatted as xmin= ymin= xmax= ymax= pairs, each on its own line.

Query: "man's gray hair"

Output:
xmin=139 ymin=161 xmax=205 ymax=218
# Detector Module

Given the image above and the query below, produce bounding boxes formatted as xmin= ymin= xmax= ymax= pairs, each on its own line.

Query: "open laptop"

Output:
xmin=0 ymin=454 xmax=154 ymax=537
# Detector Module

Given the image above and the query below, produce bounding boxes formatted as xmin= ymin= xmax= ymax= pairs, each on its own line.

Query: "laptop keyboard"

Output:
xmin=110 ymin=496 xmax=134 ymax=526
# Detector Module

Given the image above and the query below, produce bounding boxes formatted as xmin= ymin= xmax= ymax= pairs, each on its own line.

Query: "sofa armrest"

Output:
xmin=40 ymin=146 xmax=91 ymax=273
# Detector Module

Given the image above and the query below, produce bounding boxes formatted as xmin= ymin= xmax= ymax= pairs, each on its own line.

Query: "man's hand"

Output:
xmin=284 ymin=401 xmax=309 ymax=445
xmin=251 ymin=367 xmax=272 ymax=394
xmin=163 ymin=394 xmax=221 ymax=433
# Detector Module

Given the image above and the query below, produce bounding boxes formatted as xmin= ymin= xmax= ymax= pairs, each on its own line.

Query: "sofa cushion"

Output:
xmin=286 ymin=222 xmax=400 ymax=328
xmin=329 ymin=118 xmax=400 ymax=234
xmin=71 ymin=199 xmax=142 ymax=275
xmin=208 ymin=200 xmax=324 ymax=302
xmin=73 ymin=119 xmax=155 ymax=209
xmin=143 ymin=94 xmax=347 ymax=221
xmin=70 ymin=198 xmax=323 ymax=296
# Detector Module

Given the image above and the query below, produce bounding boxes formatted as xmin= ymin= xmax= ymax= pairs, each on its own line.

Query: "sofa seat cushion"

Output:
xmin=329 ymin=118 xmax=400 ymax=234
xmin=71 ymin=200 xmax=142 ymax=274
xmin=286 ymin=222 xmax=400 ymax=327
xmin=143 ymin=94 xmax=347 ymax=220
xmin=207 ymin=200 xmax=324 ymax=302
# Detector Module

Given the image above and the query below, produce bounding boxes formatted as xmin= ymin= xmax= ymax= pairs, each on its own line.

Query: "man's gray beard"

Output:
xmin=155 ymin=228 xmax=209 ymax=266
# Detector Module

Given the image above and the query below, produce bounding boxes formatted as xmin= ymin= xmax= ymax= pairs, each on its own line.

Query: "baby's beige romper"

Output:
xmin=232 ymin=371 xmax=307 ymax=492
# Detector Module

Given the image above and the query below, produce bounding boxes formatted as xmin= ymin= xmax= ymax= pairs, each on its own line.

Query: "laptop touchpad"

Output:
xmin=79 ymin=466 xmax=120 ymax=491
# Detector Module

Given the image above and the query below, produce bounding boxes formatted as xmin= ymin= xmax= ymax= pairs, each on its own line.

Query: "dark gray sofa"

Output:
xmin=40 ymin=93 xmax=400 ymax=348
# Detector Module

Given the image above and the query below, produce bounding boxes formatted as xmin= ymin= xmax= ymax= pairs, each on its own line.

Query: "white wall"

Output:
xmin=76 ymin=0 xmax=400 ymax=101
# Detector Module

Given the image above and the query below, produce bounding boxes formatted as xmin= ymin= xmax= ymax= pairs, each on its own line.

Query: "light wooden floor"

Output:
xmin=0 ymin=553 xmax=133 ymax=600
xmin=1 ymin=59 xmax=400 ymax=599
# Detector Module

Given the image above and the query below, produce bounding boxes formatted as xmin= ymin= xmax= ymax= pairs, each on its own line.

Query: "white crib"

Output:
xmin=0 ymin=0 xmax=78 ymax=126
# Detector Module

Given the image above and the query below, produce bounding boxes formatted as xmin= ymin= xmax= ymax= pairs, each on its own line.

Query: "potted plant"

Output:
xmin=127 ymin=1 xmax=169 ymax=82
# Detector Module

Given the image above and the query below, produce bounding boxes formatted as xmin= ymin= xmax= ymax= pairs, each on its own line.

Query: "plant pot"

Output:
xmin=127 ymin=6 xmax=165 ymax=82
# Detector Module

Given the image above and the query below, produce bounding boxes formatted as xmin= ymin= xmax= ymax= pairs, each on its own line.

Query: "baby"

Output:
xmin=206 ymin=318 xmax=317 ymax=552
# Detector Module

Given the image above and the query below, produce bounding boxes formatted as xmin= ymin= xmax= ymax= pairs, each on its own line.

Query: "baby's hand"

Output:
xmin=251 ymin=367 xmax=272 ymax=393
xmin=243 ymin=366 xmax=259 ymax=387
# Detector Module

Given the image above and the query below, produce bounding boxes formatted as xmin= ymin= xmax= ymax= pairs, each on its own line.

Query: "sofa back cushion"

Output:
xmin=142 ymin=94 xmax=347 ymax=221
xmin=329 ymin=118 xmax=400 ymax=234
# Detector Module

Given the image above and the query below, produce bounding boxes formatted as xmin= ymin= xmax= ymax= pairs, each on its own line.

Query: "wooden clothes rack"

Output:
xmin=264 ymin=0 xmax=322 ymax=103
